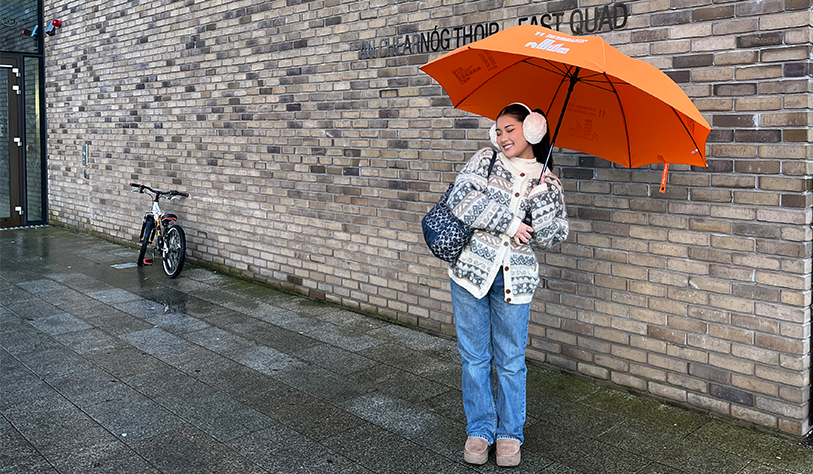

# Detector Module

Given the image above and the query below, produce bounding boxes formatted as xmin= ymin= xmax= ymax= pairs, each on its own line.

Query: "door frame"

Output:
xmin=0 ymin=54 xmax=23 ymax=228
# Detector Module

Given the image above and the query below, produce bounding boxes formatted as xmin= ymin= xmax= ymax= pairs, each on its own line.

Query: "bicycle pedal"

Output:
xmin=142 ymin=258 xmax=154 ymax=266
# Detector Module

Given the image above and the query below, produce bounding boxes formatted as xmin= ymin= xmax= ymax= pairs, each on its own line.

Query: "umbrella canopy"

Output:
xmin=420 ymin=25 xmax=710 ymax=169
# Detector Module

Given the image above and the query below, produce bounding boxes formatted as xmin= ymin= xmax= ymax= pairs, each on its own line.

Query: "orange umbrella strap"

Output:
xmin=659 ymin=163 xmax=669 ymax=193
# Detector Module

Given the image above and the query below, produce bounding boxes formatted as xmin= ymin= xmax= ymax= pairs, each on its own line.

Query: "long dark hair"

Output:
xmin=497 ymin=103 xmax=554 ymax=170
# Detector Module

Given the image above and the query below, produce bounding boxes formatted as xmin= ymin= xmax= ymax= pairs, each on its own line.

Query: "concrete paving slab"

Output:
xmin=87 ymin=288 xmax=143 ymax=305
xmin=38 ymin=287 xmax=105 ymax=312
xmin=122 ymin=365 xmax=213 ymax=406
xmin=85 ymin=345 xmax=167 ymax=378
xmin=291 ymin=343 xmax=378 ymax=375
xmin=154 ymin=344 xmax=245 ymax=384
xmin=131 ymin=425 xmax=266 ymax=474
xmin=322 ymin=422 xmax=460 ymax=474
xmin=273 ymin=362 xmax=369 ymax=404
xmin=358 ymin=342 xmax=454 ymax=376
xmin=16 ymin=278 xmax=67 ymax=294
xmin=5 ymin=299 xmax=65 ymax=319
xmin=80 ymin=308 xmax=155 ymax=336
xmin=81 ymin=391 xmax=189 ymax=444
xmin=28 ymin=313 xmax=93 ymax=336
xmin=48 ymin=440 xmax=157 ymax=474
xmin=1 ymin=417 xmax=60 ymax=474
xmin=315 ymin=308 xmax=390 ymax=334
xmin=120 ymin=327 xmax=189 ymax=355
xmin=259 ymin=393 xmax=366 ymax=443
xmin=5 ymin=396 xmax=120 ymax=457
xmin=244 ymin=321 xmax=323 ymax=354
xmin=2 ymin=226 xmax=813 ymax=474
xmin=227 ymin=423 xmax=365 ymax=474
xmin=167 ymin=391 xmax=276 ymax=442
xmin=110 ymin=298 xmax=169 ymax=319
xmin=306 ymin=323 xmax=387 ymax=352
xmin=0 ymin=325 xmax=65 ymax=356
xmin=0 ymin=285 xmax=40 ymax=304
xmin=147 ymin=312 xmax=210 ymax=335
xmin=342 ymin=392 xmax=445 ymax=440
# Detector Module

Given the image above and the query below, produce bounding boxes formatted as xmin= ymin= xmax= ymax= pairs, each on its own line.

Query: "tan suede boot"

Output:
xmin=463 ymin=437 xmax=490 ymax=465
xmin=496 ymin=438 xmax=521 ymax=467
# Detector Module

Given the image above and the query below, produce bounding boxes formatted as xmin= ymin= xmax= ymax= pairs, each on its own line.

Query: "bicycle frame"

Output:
xmin=142 ymin=199 xmax=177 ymax=254
xmin=131 ymin=182 xmax=188 ymax=277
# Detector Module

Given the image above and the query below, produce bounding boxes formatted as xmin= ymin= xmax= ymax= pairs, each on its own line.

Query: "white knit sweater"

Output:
xmin=447 ymin=147 xmax=569 ymax=304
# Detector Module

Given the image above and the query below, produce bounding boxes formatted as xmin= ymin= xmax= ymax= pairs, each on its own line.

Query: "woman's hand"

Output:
xmin=513 ymin=222 xmax=534 ymax=245
xmin=534 ymin=170 xmax=552 ymax=192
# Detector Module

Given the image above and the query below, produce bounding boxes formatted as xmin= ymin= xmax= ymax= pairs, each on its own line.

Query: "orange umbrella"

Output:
xmin=420 ymin=25 xmax=710 ymax=172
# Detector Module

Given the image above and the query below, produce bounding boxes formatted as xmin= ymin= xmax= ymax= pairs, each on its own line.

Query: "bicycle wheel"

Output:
xmin=137 ymin=218 xmax=155 ymax=266
xmin=162 ymin=225 xmax=186 ymax=278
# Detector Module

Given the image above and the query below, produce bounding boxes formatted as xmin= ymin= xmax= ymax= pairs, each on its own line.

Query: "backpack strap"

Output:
xmin=487 ymin=149 xmax=497 ymax=176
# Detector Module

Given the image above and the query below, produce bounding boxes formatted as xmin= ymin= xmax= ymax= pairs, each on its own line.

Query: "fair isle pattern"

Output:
xmin=449 ymin=148 xmax=569 ymax=303
xmin=469 ymin=234 xmax=498 ymax=261
xmin=529 ymin=172 xmax=569 ymax=249
xmin=509 ymin=251 xmax=539 ymax=296
xmin=447 ymin=149 xmax=516 ymax=235
xmin=422 ymin=151 xmax=498 ymax=262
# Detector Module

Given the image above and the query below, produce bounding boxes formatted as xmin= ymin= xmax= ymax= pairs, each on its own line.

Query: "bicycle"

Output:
xmin=130 ymin=182 xmax=189 ymax=278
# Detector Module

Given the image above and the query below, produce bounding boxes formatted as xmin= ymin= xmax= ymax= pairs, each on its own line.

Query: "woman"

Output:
xmin=446 ymin=103 xmax=569 ymax=467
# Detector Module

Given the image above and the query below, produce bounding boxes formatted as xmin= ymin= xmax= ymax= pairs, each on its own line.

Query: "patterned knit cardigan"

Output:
xmin=447 ymin=147 xmax=569 ymax=304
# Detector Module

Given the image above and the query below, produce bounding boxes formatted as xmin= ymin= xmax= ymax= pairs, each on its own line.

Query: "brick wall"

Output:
xmin=43 ymin=0 xmax=812 ymax=436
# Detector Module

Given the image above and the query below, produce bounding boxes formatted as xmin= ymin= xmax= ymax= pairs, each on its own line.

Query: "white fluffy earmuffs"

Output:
xmin=489 ymin=103 xmax=548 ymax=148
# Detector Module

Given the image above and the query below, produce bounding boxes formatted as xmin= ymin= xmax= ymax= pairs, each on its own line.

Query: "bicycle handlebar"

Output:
xmin=129 ymin=183 xmax=189 ymax=198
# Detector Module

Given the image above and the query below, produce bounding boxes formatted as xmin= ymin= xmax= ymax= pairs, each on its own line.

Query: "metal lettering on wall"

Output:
xmin=518 ymin=3 xmax=628 ymax=35
xmin=358 ymin=3 xmax=629 ymax=60
xmin=358 ymin=23 xmax=500 ymax=60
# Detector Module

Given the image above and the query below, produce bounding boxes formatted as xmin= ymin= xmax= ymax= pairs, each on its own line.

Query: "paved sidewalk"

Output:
xmin=2 ymin=226 xmax=813 ymax=474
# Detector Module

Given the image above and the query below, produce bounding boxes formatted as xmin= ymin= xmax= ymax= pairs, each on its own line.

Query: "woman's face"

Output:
xmin=495 ymin=114 xmax=534 ymax=160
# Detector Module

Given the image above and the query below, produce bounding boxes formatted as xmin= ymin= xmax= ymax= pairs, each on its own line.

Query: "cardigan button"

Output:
xmin=506 ymin=298 xmax=512 ymax=302
xmin=505 ymin=289 xmax=511 ymax=294
xmin=520 ymin=173 xmax=525 ymax=177
xmin=515 ymin=192 xmax=520 ymax=197
xmin=504 ymin=266 xmax=509 ymax=271
xmin=503 ymin=241 xmax=509 ymax=246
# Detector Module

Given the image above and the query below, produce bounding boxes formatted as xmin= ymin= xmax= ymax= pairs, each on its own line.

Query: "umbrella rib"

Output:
xmin=523 ymin=58 xmax=572 ymax=77
xmin=525 ymin=60 xmax=618 ymax=94
xmin=603 ymin=72 xmax=632 ymax=167
xmin=671 ymin=107 xmax=706 ymax=162
xmin=451 ymin=50 xmax=531 ymax=111
xmin=567 ymin=73 xmax=618 ymax=93
xmin=527 ymin=60 xmax=632 ymax=165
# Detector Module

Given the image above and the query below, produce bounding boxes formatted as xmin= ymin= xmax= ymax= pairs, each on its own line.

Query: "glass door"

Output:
xmin=0 ymin=55 xmax=23 ymax=228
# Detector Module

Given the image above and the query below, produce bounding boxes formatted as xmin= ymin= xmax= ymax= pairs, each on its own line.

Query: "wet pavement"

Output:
xmin=2 ymin=225 xmax=813 ymax=474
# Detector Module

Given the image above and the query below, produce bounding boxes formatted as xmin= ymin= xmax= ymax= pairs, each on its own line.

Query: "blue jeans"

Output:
xmin=451 ymin=271 xmax=530 ymax=445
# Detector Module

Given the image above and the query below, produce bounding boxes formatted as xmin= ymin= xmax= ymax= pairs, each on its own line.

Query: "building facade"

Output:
xmin=40 ymin=0 xmax=812 ymax=436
